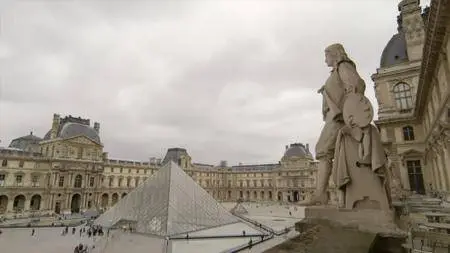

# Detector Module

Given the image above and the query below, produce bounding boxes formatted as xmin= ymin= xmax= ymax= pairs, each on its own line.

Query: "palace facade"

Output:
xmin=373 ymin=0 xmax=450 ymax=196
xmin=0 ymin=114 xmax=317 ymax=218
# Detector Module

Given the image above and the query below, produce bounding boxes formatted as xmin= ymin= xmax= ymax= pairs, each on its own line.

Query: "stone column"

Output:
xmin=399 ymin=159 xmax=410 ymax=191
xmin=6 ymin=198 xmax=14 ymax=213
xmin=424 ymin=151 xmax=435 ymax=191
xmin=431 ymin=156 xmax=439 ymax=191
xmin=24 ymin=196 xmax=31 ymax=212
xmin=437 ymin=150 xmax=448 ymax=191
xmin=440 ymin=139 xmax=450 ymax=192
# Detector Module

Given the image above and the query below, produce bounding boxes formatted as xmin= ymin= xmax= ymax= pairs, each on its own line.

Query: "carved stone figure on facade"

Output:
xmin=300 ymin=43 xmax=392 ymax=211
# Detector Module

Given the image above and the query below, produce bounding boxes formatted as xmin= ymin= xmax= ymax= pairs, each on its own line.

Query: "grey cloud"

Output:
xmin=0 ymin=0 xmax=427 ymax=165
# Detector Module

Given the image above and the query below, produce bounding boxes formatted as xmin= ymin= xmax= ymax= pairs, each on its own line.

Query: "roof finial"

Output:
xmin=30 ymin=131 xmax=33 ymax=135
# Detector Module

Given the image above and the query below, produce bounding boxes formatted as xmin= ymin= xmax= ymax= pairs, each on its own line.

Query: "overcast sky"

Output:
xmin=0 ymin=0 xmax=430 ymax=165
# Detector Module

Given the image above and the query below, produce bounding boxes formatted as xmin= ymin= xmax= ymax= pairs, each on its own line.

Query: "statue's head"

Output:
xmin=325 ymin=43 xmax=350 ymax=68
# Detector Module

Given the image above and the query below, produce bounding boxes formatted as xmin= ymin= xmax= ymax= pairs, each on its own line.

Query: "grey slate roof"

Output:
xmin=283 ymin=143 xmax=310 ymax=158
xmin=380 ymin=33 xmax=409 ymax=68
xmin=162 ymin=148 xmax=188 ymax=165
xmin=43 ymin=122 xmax=100 ymax=143
xmin=8 ymin=132 xmax=42 ymax=152
xmin=379 ymin=7 xmax=429 ymax=68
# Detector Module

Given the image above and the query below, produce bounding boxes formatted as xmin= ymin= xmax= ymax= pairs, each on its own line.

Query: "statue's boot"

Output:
xmin=298 ymin=159 xmax=332 ymax=206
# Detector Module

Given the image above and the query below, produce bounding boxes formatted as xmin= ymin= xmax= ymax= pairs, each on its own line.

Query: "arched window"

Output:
xmin=393 ymin=83 xmax=413 ymax=112
xmin=403 ymin=126 xmax=415 ymax=141
xmin=74 ymin=175 xmax=82 ymax=188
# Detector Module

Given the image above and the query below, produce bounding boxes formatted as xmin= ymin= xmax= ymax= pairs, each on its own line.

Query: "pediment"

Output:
xmin=64 ymin=135 xmax=102 ymax=146
xmin=398 ymin=148 xmax=423 ymax=157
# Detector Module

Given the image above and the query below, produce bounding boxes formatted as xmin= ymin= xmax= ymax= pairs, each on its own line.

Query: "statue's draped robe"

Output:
xmin=332 ymin=124 xmax=391 ymax=211
xmin=315 ymin=61 xmax=365 ymax=160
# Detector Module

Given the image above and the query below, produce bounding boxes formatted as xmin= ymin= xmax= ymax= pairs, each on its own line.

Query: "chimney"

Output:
xmin=398 ymin=0 xmax=424 ymax=61
xmin=94 ymin=122 xmax=100 ymax=134
xmin=50 ymin=113 xmax=60 ymax=139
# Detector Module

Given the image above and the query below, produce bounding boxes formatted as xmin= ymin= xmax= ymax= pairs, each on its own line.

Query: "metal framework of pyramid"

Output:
xmin=94 ymin=161 xmax=238 ymax=237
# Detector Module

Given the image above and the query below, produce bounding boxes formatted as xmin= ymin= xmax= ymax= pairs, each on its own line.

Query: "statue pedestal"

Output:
xmin=293 ymin=206 xmax=407 ymax=253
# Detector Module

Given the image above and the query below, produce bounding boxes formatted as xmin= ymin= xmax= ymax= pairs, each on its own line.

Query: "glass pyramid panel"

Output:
xmin=166 ymin=163 xmax=238 ymax=236
xmin=94 ymin=161 xmax=238 ymax=236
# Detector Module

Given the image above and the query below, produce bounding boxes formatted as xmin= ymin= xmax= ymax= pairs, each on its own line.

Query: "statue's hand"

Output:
xmin=345 ymin=86 xmax=355 ymax=94
xmin=317 ymin=86 xmax=325 ymax=94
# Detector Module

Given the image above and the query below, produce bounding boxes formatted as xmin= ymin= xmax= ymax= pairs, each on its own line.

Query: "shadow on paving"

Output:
xmin=262 ymin=224 xmax=379 ymax=253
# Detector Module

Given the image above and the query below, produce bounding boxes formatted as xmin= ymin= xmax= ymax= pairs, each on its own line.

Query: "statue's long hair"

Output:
xmin=325 ymin=43 xmax=355 ymax=68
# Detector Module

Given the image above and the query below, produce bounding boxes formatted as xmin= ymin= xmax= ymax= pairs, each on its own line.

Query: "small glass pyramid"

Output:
xmin=94 ymin=161 xmax=238 ymax=236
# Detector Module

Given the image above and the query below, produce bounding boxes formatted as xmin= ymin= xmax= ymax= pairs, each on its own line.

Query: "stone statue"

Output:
xmin=300 ymin=43 xmax=391 ymax=211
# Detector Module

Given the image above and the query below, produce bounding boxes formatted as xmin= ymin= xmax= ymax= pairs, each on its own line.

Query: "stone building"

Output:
xmin=372 ymin=0 xmax=450 ymax=196
xmin=0 ymin=114 xmax=317 ymax=218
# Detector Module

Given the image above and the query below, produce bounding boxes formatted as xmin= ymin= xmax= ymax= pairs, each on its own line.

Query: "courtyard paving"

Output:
xmin=0 ymin=203 xmax=305 ymax=253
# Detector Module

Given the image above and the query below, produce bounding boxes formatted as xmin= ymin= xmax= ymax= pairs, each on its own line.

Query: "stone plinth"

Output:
xmin=291 ymin=207 xmax=407 ymax=253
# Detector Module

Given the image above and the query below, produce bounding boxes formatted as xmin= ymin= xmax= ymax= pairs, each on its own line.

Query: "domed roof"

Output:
xmin=43 ymin=122 xmax=101 ymax=143
xmin=8 ymin=132 xmax=42 ymax=152
xmin=380 ymin=33 xmax=408 ymax=68
xmin=283 ymin=143 xmax=310 ymax=159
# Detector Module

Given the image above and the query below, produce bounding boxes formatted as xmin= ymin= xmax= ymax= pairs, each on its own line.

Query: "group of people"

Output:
xmin=62 ymin=225 xmax=105 ymax=238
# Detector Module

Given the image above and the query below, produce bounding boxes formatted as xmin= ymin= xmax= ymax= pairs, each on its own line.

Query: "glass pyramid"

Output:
xmin=94 ymin=161 xmax=238 ymax=237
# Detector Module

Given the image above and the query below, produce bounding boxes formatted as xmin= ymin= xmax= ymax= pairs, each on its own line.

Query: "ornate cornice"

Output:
xmin=415 ymin=0 xmax=450 ymax=119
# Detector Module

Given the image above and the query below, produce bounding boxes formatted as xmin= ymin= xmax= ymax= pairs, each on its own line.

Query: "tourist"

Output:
xmin=242 ymin=230 xmax=246 ymax=236
xmin=31 ymin=228 xmax=35 ymax=236
xmin=74 ymin=243 xmax=87 ymax=253
xmin=248 ymin=239 xmax=253 ymax=249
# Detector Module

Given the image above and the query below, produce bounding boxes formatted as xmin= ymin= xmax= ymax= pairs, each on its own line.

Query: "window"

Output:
xmin=260 ymin=179 xmax=264 ymax=187
xmin=109 ymin=177 xmax=113 ymax=187
xmin=228 ymin=180 xmax=231 ymax=187
xmin=0 ymin=174 xmax=5 ymax=186
xmin=15 ymin=175 xmax=23 ymax=186
xmin=1 ymin=160 xmax=7 ymax=167
xmin=74 ymin=175 xmax=82 ymax=188
xmin=78 ymin=147 xmax=83 ymax=159
xmin=58 ymin=176 xmax=64 ymax=187
xmin=406 ymin=160 xmax=425 ymax=194
xmin=403 ymin=126 xmax=415 ymax=141
xmin=135 ymin=177 xmax=140 ymax=186
xmin=393 ymin=82 xmax=413 ymax=112
xmin=19 ymin=160 xmax=24 ymax=168
xmin=127 ymin=178 xmax=131 ymax=187
xmin=89 ymin=177 xmax=95 ymax=187
xmin=118 ymin=178 xmax=123 ymax=187
xmin=120 ymin=168 xmax=123 ymax=173
xmin=31 ymin=175 xmax=39 ymax=187
xmin=239 ymin=191 xmax=243 ymax=198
